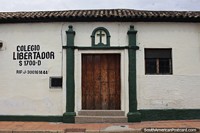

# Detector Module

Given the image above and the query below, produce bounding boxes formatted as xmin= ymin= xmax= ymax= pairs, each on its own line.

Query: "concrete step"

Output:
xmin=78 ymin=110 xmax=125 ymax=116
xmin=75 ymin=116 xmax=128 ymax=123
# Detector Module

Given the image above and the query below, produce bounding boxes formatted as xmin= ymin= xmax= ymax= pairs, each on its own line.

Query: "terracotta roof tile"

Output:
xmin=0 ymin=9 xmax=200 ymax=23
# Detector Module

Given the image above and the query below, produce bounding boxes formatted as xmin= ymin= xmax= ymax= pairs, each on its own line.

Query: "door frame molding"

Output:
xmin=74 ymin=49 xmax=129 ymax=113
xmin=63 ymin=25 xmax=140 ymax=123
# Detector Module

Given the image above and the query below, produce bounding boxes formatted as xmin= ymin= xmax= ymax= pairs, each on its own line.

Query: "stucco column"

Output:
xmin=63 ymin=25 xmax=76 ymax=123
xmin=127 ymin=25 xmax=141 ymax=122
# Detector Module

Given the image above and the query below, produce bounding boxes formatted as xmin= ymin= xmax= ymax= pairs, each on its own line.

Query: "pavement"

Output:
xmin=0 ymin=120 xmax=199 ymax=133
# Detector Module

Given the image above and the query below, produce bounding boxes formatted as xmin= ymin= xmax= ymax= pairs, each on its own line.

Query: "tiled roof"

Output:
xmin=0 ymin=9 xmax=200 ymax=23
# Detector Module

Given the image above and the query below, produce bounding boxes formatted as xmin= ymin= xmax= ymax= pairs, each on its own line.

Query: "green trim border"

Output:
xmin=139 ymin=109 xmax=200 ymax=121
xmin=127 ymin=25 xmax=140 ymax=122
xmin=91 ymin=27 xmax=111 ymax=47
xmin=63 ymin=25 xmax=76 ymax=123
xmin=62 ymin=46 xmax=139 ymax=50
xmin=0 ymin=115 xmax=63 ymax=122
xmin=0 ymin=109 xmax=199 ymax=122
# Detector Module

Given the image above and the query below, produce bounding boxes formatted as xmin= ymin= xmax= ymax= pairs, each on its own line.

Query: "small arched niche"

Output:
xmin=91 ymin=27 xmax=111 ymax=47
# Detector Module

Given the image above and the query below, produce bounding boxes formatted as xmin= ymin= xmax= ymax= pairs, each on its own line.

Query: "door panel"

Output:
xmin=82 ymin=54 xmax=120 ymax=110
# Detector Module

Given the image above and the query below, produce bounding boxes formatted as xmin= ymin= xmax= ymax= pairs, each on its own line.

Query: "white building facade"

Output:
xmin=0 ymin=9 xmax=199 ymax=122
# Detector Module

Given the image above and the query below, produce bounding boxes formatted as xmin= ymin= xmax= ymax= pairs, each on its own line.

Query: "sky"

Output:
xmin=0 ymin=0 xmax=200 ymax=12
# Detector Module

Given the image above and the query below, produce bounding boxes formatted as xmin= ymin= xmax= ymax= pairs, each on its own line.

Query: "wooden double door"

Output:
xmin=82 ymin=54 xmax=121 ymax=110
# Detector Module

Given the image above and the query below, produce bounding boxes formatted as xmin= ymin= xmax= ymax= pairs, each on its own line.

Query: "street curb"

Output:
xmin=64 ymin=128 xmax=86 ymax=133
xmin=0 ymin=130 xmax=64 ymax=133
xmin=86 ymin=129 xmax=142 ymax=133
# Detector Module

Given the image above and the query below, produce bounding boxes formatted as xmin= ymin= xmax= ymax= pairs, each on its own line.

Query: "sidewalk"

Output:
xmin=0 ymin=120 xmax=199 ymax=133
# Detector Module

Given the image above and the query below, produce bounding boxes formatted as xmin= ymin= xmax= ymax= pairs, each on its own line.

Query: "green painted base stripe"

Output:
xmin=63 ymin=112 xmax=76 ymax=123
xmin=140 ymin=109 xmax=200 ymax=121
xmin=0 ymin=109 xmax=199 ymax=122
xmin=0 ymin=115 xmax=63 ymax=122
xmin=127 ymin=112 xmax=141 ymax=122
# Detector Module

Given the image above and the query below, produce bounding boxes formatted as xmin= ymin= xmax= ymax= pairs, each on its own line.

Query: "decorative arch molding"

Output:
xmin=91 ymin=27 xmax=111 ymax=47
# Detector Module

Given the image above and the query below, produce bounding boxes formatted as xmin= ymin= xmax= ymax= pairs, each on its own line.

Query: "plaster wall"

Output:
xmin=136 ymin=23 xmax=200 ymax=109
xmin=0 ymin=22 xmax=131 ymax=115
xmin=0 ymin=22 xmax=199 ymax=116
xmin=0 ymin=23 xmax=64 ymax=115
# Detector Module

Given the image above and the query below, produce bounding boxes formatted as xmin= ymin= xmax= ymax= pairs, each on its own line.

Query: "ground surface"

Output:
xmin=0 ymin=120 xmax=199 ymax=133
